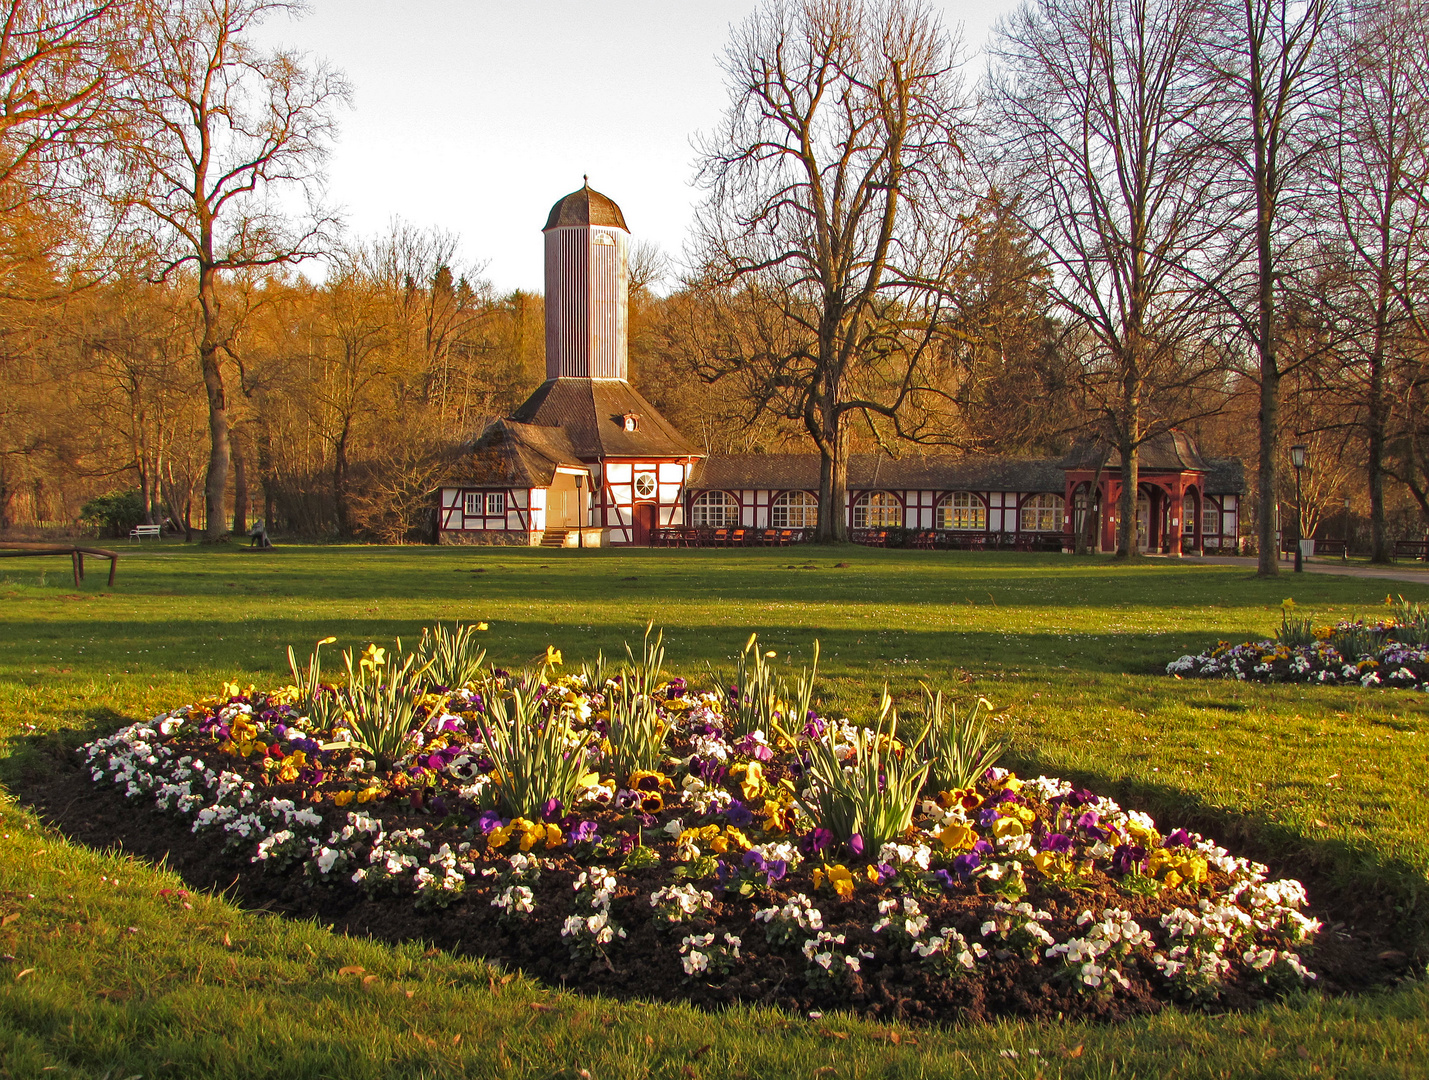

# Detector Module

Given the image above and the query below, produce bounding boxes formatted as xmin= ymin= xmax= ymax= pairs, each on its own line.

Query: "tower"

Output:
xmin=542 ymin=179 xmax=629 ymax=380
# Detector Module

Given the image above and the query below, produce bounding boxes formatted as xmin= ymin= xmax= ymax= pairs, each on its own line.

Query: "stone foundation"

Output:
xmin=438 ymin=530 xmax=535 ymax=547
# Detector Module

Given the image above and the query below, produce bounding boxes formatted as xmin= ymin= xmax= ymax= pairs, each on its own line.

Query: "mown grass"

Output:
xmin=1 ymin=543 xmax=1427 ymax=1079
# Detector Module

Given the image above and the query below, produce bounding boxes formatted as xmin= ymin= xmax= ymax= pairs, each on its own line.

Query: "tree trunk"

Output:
xmin=1115 ymin=444 xmax=1140 ymax=557
xmin=232 ymin=427 xmax=248 ymax=536
xmin=198 ymin=261 xmax=230 ymax=542
xmin=334 ymin=424 xmax=351 ymax=537
xmin=1367 ymin=259 xmax=1391 ymax=563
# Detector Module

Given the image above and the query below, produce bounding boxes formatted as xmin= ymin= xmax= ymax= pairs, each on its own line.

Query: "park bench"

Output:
xmin=0 ymin=542 xmax=119 ymax=586
xmin=129 ymin=524 xmax=162 ymax=541
xmin=1311 ymin=538 xmax=1347 ymax=558
xmin=1394 ymin=539 xmax=1428 ymax=560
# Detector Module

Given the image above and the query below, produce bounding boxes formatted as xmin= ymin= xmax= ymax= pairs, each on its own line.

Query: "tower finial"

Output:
xmin=583 ymin=173 xmax=589 ymax=187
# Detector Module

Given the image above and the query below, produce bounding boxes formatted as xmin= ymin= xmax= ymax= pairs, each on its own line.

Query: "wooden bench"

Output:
xmin=0 ymin=543 xmax=119 ymax=586
xmin=1394 ymin=539 xmax=1428 ymax=560
xmin=129 ymin=524 xmax=162 ymax=541
xmin=1311 ymin=538 xmax=1347 ymax=558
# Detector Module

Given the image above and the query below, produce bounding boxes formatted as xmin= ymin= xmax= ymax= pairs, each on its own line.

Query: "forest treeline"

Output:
xmin=0 ymin=0 xmax=1427 ymax=561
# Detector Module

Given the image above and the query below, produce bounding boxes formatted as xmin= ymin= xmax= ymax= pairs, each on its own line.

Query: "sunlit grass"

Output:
xmin=1 ymin=544 xmax=1427 ymax=1078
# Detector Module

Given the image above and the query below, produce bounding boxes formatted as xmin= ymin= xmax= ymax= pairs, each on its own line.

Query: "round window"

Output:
xmin=633 ymin=472 xmax=657 ymax=498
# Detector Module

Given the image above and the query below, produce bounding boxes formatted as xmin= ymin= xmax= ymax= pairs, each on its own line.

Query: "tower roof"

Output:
xmin=509 ymin=378 xmax=698 ymax=459
xmin=544 ymin=181 xmax=628 ymax=232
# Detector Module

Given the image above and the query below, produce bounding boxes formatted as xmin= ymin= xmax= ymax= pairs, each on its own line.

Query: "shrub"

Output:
xmin=79 ymin=490 xmax=146 ymax=537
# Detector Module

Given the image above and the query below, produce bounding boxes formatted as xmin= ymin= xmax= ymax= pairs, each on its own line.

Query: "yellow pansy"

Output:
xmin=739 ymin=761 xmax=764 ymax=800
xmin=936 ymin=823 xmax=978 ymax=852
xmin=1032 ymin=850 xmax=1067 ymax=876
xmin=992 ymin=816 xmax=1024 ymax=839
xmin=813 ymin=864 xmax=855 ymax=899
xmin=331 ymin=790 xmax=354 ymax=807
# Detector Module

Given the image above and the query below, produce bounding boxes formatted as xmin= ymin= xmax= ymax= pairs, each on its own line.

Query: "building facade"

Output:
xmin=436 ymin=186 xmax=1243 ymax=552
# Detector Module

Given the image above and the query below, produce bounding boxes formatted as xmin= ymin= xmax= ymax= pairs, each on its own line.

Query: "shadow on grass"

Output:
xmin=6 ymin=545 xmax=1421 ymax=610
xmin=0 ymin=616 xmax=1279 ymax=683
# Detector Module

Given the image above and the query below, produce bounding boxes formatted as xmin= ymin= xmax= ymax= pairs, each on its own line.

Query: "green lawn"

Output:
xmin=1 ymin=544 xmax=1427 ymax=1078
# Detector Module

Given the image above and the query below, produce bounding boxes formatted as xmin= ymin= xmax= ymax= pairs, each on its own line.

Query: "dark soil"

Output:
xmin=18 ymin=745 xmax=1409 ymax=1027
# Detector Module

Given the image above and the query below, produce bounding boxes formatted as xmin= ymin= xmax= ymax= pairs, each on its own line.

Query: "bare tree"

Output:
xmin=989 ymin=0 xmax=1233 ymax=557
xmin=691 ymin=0 xmax=968 ymax=542
xmin=1206 ymin=0 xmax=1333 ymax=574
xmin=1319 ymin=0 xmax=1429 ymax=560
xmin=123 ymin=0 xmax=346 ymax=540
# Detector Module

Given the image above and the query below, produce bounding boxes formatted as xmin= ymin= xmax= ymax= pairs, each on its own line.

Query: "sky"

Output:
xmin=255 ymin=1 xmax=1019 ymax=294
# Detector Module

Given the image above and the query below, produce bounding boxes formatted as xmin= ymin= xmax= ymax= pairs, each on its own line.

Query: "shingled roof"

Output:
xmin=443 ymin=420 xmax=584 ymax=489
xmin=1203 ymin=458 xmax=1245 ymax=495
xmin=543 ymin=183 xmax=628 ymax=232
xmin=688 ymin=454 xmax=1068 ymax=493
xmin=1061 ymin=430 xmax=1211 ymax=472
xmin=510 ymin=378 xmax=700 ymax=459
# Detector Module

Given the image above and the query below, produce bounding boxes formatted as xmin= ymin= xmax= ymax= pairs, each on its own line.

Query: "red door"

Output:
xmin=632 ymin=502 xmax=657 ymax=546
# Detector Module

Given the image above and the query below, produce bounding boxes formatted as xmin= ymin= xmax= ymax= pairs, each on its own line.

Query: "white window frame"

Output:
xmin=633 ymin=471 xmax=657 ymax=499
xmin=937 ymin=491 xmax=985 ymax=531
xmin=853 ymin=491 xmax=900 ymax=529
xmin=771 ymin=490 xmax=817 ymax=529
xmin=1019 ymin=493 xmax=1063 ymax=532
xmin=463 ymin=492 xmax=481 ymax=516
xmin=485 ymin=492 xmax=505 ymax=516
xmin=1203 ymin=499 xmax=1221 ymax=536
xmin=691 ymin=490 xmax=737 ymax=527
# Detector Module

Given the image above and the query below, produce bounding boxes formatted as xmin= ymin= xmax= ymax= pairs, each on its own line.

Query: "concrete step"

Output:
xmin=539 ymin=529 xmax=570 ymax=548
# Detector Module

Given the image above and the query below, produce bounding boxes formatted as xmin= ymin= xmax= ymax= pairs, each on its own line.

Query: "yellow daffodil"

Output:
xmin=545 ymin=646 xmax=563 ymax=667
xmin=359 ymin=644 xmax=387 ymax=671
xmin=319 ymin=636 xmax=338 ymax=645
xmin=476 ymin=623 xmax=489 ymax=631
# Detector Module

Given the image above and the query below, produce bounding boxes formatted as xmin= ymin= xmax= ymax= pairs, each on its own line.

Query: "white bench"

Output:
xmin=129 ymin=524 xmax=162 ymax=541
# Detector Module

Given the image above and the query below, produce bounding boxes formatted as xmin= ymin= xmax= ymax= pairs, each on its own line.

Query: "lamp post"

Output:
xmin=575 ymin=473 xmax=584 ymax=550
xmin=1290 ymin=443 xmax=1307 ymax=573
xmin=1343 ymin=496 xmax=1350 ymax=562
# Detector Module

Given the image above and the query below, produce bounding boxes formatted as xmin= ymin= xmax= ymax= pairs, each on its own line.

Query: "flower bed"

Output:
xmin=1167 ymin=598 xmax=1429 ymax=689
xmin=79 ymin=629 xmax=1326 ymax=1023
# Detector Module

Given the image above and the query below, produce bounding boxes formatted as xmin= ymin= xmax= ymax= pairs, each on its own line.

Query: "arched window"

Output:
xmin=691 ymin=490 xmax=737 ymax=527
xmin=771 ymin=490 xmax=817 ymax=528
xmin=853 ymin=491 xmax=901 ymax=529
xmin=1182 ymin=491 xmax=1196 ymax=534
xmin=936 ymin=491 xmax=985 ymax=531
xmin=1019 ymin=493 xmax=1064 ymax=532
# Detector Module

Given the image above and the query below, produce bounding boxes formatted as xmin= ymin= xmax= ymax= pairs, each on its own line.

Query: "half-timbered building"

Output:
xmin=435 ymin=185 xmax=1244 ymax=552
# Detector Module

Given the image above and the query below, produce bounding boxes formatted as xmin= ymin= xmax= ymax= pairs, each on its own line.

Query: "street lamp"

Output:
xmin=575 ymin=473 xmax=585 ymax=550
xmin=1290 ymin=444 xmax=1307 ymax=573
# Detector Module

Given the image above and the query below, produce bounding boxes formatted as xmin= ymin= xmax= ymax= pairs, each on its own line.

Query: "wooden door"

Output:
xmin=633 ymin=502 xmax=657 ymax=546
